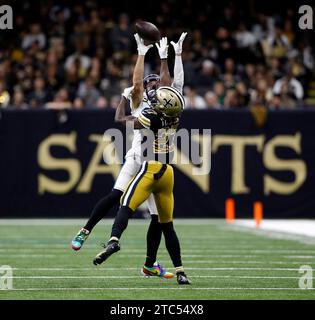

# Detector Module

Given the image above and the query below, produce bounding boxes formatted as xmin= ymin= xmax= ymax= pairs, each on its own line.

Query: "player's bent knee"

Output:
xmin=159 ymin=216 xmax=173 ymax=224
xmin=109 ymin=189 xmax=124 ymax=201
xmin=120 ymin=205 xmax=135 ymax=215
xmin=150 ymin=214 xmax=159 ymax=222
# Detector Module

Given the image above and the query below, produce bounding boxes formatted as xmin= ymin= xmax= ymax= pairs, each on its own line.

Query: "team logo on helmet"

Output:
xmin=153 ymin=86 xmax=185 ymax=117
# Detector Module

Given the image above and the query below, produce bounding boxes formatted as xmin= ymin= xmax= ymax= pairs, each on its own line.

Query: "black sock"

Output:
xmin=145 ymin=215 xmax=162 ymax=268
xmin=84 ymin=189 xmax=122 ymax=232
xmin=161 ymin=222 xmax=182 ymax=268
xmin=111 ymin=206 xmax=134 ymax=239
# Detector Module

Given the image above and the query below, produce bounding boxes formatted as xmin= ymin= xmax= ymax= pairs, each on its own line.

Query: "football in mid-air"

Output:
xmin=135 ymin=20 xmax=161 ymax=42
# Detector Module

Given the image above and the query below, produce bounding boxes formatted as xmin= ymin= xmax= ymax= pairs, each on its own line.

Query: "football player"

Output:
xmin=71 ymin=32 xmax=187 ymax=280
xmin=92 ymin=46 xmax=191 ymax=284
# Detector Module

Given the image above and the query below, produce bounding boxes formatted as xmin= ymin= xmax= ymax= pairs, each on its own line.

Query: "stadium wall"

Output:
xmin=0 ymin=109 xmax=315 ymax=218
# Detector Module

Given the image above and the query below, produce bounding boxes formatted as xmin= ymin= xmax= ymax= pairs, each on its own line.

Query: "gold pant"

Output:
xmin=120 ymin=161 xmax=174 ymax=223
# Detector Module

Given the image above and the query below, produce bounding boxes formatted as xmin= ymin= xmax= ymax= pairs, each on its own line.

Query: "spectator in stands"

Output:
xmin=109 ymin=95 xmax=121 ymax=109
xmin=262 ymin=22 xmax=291 ymax=59
xmin=270 ymin=84 xmax=297 ymax=110
xmin=204 ymin=91 xmax=222 ymax=109
xmin=213 ymin=81 xmax=226 ymax=106
xmin=235 ymin=82 xmax=251 ymax=107
xmin=46 ymin=88 xmax=72 ymax=109
xmin=64 ymin=51 xmax=91 ymax=80
xmin=267 ymin=56 xmax=283 ymax=80
xmin=220 ymin=58 xmax=239 ymax=90
xmin=273 ymin=71 xmax=304 ymax=106
xmin=77 ymin=77 xmax=101 ymax=108
xmin=110 ymin=13 xmax=133 ymax=53
xmin=224 ymin=90 xmax=240 ymax=109
xmin=0 ymin=1 xmax=313 ymax=110
xmin=22 ymin=23 xmax=46 ymax=50
xmin=235 ymin=22 xmax=257 ymax=49
xmin=235 ymin=22 xmax=260 ymax=64
xmin=196 ymin=60 xmax=217 ymax=88
xmin=96 ymin=96 xmax=109 ymax=109
xmin=73 ymin=97 xmax=84 ymax=110
xmin=215 ymin=27 xmax=236 ymax=65
xmin=250 ymin=78 xmax=273 ymax=107
xmin=0 ymin=82 xmax=10 ymax=108
xmin=184 ymin=86 xmax=207 ymax=109
xmin=10 ymin=89 xmax=28 ymax=110
xmin=28 ymin=77 xmax=51 ymax=108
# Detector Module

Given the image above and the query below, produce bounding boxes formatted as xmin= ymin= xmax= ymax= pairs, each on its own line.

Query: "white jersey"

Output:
xmin=114 ymin=94 xmax=158 ymax=214
xmin=125 ymin=94 xmax=151 ymax=161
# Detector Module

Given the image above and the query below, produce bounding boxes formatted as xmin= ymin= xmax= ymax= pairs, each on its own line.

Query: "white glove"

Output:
xmin=122 ymin=86 xmax=134 ymax=99
xmin=155 ymin=37 xmax=169 ymax=59
xmin=171 ymin=32 xmax=188 ymax=55
xmin=134 ymin=33 xmax=153 ymax=56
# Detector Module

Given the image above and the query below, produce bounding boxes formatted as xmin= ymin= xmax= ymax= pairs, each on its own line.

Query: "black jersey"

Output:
xmin=138 ymin=108 xmax=179 ymax=163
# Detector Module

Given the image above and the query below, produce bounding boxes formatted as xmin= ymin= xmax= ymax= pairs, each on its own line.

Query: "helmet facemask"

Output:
xmin=143 ymin=74 xmax=160 ymax=107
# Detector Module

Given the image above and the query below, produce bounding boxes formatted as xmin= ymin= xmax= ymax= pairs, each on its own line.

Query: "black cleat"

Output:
xmin=93 ymin=241 xmax=120 ymax=265
xmin=176 ymin=272 xmax=191 ymax=285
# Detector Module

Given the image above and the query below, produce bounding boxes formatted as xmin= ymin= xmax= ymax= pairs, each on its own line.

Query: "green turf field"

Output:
xmin=0 ymin=219 xmax=315 ymax=300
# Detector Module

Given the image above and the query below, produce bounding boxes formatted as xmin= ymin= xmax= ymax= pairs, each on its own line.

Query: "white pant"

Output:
xmin=113 ymin=156 xmax=158 ymax=215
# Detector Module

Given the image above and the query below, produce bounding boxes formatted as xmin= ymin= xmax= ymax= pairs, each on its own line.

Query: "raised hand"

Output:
xmin=156 ymin=37 xmax=169 ymax=59
xmin=134 ymin=33 xmax=153 ymax=56
xmin=171 ymin=32 xmax=188 ymax=55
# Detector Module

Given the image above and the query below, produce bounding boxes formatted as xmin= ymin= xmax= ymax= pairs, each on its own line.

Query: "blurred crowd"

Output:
xmin=0 ymin=0 xmax=314 ymax=111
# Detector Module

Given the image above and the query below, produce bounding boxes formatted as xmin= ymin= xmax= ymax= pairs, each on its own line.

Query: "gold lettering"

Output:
xmin=173 ymin=134 xmax=211 ymax=193
xmin=76 ymin=134 xmax=121 ymax=193
xmin=37 ymin=132 xmax=81 ymax=194
xmin=264 ymin=132 xmax=306 ymax=195
xmin=212 ymin=135 xmax=264 ymax=194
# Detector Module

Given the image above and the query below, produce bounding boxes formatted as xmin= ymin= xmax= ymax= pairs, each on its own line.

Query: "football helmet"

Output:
xmin=143 ymin=74 xmax=160 ymax=104
xmin=152 ymin=86 xmax=185 ymax=117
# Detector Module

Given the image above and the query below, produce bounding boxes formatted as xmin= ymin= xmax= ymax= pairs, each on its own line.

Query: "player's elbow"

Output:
xmin=114 ymin=114 xmax=120 ymax=123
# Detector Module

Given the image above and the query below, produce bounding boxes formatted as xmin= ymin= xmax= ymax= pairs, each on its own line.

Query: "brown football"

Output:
xmin=135 ymin=20 xmax=161 ymax=42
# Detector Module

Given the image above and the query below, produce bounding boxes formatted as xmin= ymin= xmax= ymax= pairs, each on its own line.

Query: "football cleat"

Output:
xmin=93 ymin=241 xmax=120 ymax=265
xmin=71 ymin=228 xmax=90 ymax=251
xmin=176 ymin=272 xmax=191 ymax=285
xmin=141 ymin=262 xmax=174 ymax=279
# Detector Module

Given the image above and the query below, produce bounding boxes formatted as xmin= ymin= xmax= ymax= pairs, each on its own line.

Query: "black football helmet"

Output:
xmin=143 ymin=74 xmax=160 ymax=105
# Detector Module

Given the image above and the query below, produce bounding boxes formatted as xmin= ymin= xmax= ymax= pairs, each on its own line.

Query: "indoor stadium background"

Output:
xmin=1 ymin=0 xmax=315 ymax=300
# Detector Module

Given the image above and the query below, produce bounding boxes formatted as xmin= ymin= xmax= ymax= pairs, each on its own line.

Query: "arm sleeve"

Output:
xmin=273 ymin=80 xmax=282 ymax=95
xmin=293 ymin=80 xmax=304 ymax=100
xmin=138 ymin=110 xmax=162 ymax=130
xmin=171 ymin=55 xmax=184 ymax=93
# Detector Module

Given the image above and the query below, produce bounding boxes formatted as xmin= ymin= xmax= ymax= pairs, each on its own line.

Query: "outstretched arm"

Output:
xmin=115 ymin=86 xmax=143 ymax=129
xmin=171 ymin=32 xmax=187 ymax=93
xmin=131 ymin=34 xmax=153 ymax=109
xmin=156 ymin=37 xmax=172 ymax=86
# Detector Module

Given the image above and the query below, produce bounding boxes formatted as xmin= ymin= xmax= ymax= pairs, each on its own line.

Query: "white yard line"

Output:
xmin=11 ymin=267 xmax=309 ymax=271
xmin=0 ymin=248 xmax=313 ymax=251
xmin=3 ymin=259 xmax=314 ymax=265
xmin=1 ymin=248 xmax=315 ymax=253
xmin=0 ymin=219 xmax=219 ymax=226
xmin=6 ymin=275 xmax=302 ymax=279
xmin=4 ymin=287 xmax=315 ymax=291
xmin=0 ymin=254 xmax=290 ymax=258
xmin=234 ymin=219 xmax=315 ymax=238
